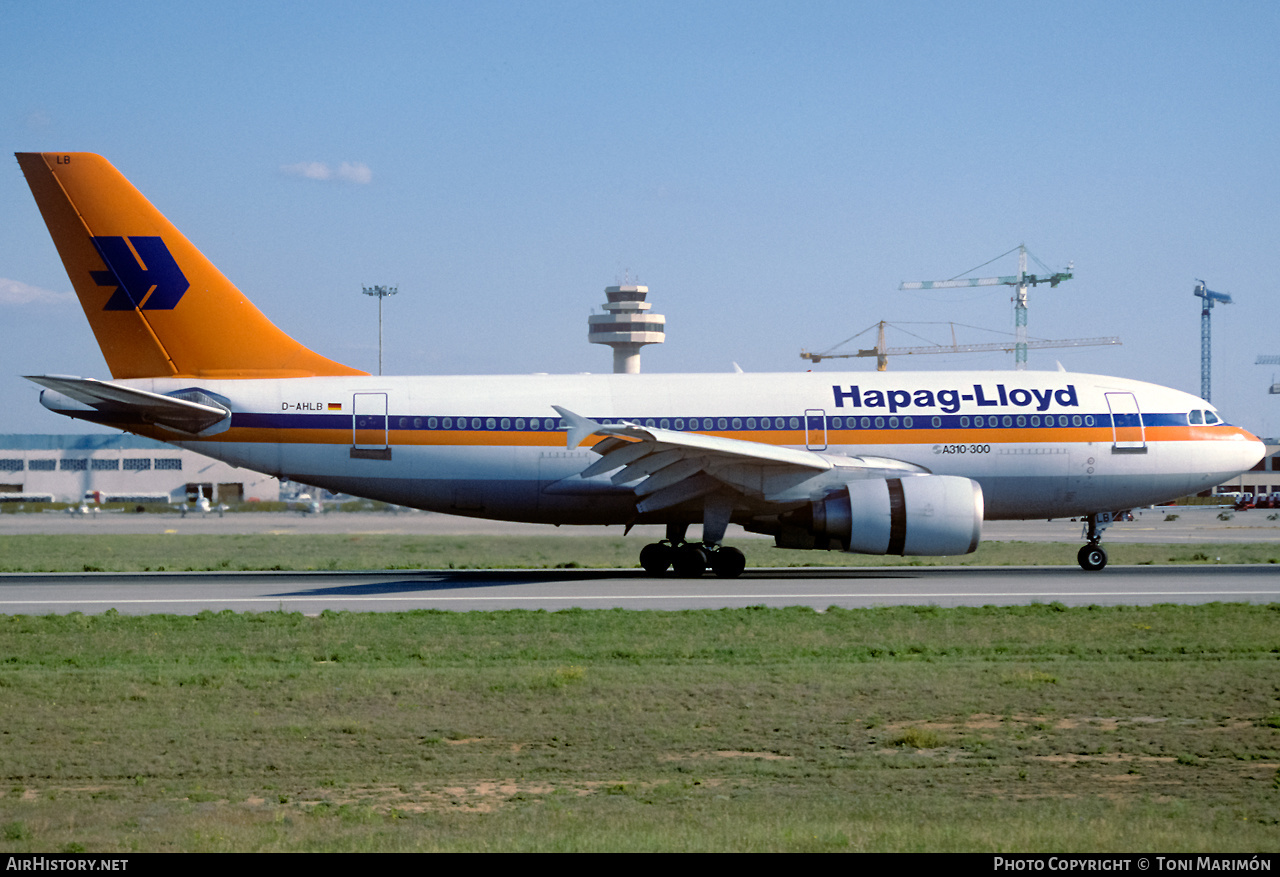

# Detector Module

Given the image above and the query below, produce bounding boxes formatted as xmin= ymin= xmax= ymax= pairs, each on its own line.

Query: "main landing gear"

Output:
xmin=639 ymin=523 xmax=747 ymax=579
xmin=1077 ymin=512 xmax=1117 ymax=571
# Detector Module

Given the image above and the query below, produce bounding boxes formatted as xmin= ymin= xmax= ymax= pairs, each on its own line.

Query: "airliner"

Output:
xmin=15 ymin=153 xmax=1265 ymax=575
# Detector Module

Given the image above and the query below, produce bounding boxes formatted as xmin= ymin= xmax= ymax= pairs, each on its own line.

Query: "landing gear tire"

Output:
xmin=1078 ymin=543 xmax=1108 ymax=571
xmin=639 ymin=542 xmax=672 ymax=575
xmin=709 ymin=546 xmax=746 ymax=579
xmin=672 ymin=544 xmax=709 ymax=578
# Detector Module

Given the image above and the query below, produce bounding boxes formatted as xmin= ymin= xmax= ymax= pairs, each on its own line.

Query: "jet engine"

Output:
xmin=802 ymin=475 xmax=984 ymax=556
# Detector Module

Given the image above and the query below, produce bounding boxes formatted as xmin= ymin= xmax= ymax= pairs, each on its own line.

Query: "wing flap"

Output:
xmin=612 ymin=448 xmax=686 ymax=484
xmin=634 ymin=457 xmax=708 ymax=496
xmin=580 ymin=438 xmax=647 ymax=477
xmin=635 ymin=473 xmax=721 ymax=513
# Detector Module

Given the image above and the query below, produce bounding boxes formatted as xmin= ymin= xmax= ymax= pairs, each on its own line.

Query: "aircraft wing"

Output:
xmin=553 ymin=406 xmax=927 ymax=513
xmin=25 ymin=375 xmax=232 ymax=436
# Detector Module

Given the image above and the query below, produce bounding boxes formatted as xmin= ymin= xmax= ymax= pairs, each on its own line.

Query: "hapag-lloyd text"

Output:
xmin=833 ymin=384 xmax=1081 ymax=414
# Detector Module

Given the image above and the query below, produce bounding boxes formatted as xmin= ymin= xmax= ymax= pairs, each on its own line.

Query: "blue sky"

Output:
xmin=3 ymin=1 xmax=1278 ymax=436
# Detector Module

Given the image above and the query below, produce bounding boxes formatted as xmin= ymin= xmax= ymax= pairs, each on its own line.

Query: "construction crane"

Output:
xmin=899 ymin=244 xmax=1073 ymax=370
xmin=1257 ymin=355 xmax=1280 ymax=395
xmin=1194 ymin=280 xmax=1233 ymax=402
xmin=801 ymin=321 xmax=1120 ymax=371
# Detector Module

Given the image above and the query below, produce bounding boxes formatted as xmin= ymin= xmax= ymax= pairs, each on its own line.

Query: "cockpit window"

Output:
xmin=1189 ymin=410 xmax=1203 ymax=425
xmin=1205 ymin=410 xmax=1221 ymax=425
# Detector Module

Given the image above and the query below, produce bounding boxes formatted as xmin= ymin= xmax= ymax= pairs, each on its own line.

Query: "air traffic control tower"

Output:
xmin=587 ymin=284 xmax=665 ymax=374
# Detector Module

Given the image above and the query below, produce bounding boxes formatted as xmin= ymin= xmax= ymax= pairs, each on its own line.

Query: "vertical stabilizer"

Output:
xmin=16 ymin=152 xmax=367 ymax=379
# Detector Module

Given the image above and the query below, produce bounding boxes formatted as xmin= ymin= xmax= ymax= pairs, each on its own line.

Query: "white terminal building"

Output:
xmin=0 ymin=434 xmax=280 ymax=504
xmin=587 ymin=284 xmax=665 ymax=373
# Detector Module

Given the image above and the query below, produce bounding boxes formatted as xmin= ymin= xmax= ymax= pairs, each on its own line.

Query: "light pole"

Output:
xmin=361 ymin=285 xmax=397 ymax=375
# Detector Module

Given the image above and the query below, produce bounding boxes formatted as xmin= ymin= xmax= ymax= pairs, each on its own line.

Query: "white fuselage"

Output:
xmin=71 ymin=369 xmax=1262 ymax=527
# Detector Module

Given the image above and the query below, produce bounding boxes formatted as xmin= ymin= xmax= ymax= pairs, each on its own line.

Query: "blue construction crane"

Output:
xmin=1194 ymin=280 xmax=1232 ymax=402
xmin=1258 ymin=355 xmax=1280 ymax=395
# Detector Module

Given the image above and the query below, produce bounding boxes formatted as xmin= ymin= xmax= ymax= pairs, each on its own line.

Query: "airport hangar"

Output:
xmin=0 ymin=434 xmax=280 ymax=505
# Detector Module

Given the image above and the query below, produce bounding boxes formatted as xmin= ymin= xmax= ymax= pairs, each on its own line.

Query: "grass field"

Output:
xmin=1 ymin=604 xmax=1278 ymax=852
xmin=0 ymin=533 xmax=1279 ymax=572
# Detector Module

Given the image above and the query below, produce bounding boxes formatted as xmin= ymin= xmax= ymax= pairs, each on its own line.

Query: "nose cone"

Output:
xmin=1189 ymin=426 xmax=1266 ymax=498
xmin=1231 ymin=427 xmax=1267 ymax=475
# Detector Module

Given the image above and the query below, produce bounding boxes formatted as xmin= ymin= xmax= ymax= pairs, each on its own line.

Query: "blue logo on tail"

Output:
xmin=90 ymin=236 xmax=189 ymax=311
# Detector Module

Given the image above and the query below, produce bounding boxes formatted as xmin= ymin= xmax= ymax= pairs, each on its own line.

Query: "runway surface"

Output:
xmin=2 ymin=505 xmax=1276 ymax=614
xmin=1 ymin=564 xmax=1276 ymax=615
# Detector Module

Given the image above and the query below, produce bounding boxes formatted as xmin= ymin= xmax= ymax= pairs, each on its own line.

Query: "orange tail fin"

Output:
xmin=17 ymin=152 xmax=367 ymax=379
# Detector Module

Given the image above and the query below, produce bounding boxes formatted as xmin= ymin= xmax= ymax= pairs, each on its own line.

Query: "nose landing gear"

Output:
xmin=1077 ymin=542 xmax=1108 ymax=571
xmin=1077 ymin=511 xmax=1118 ymax=571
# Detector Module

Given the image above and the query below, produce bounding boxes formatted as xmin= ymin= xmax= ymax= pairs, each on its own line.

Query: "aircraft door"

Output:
xmin=1105 ymin=392 xmax=1146 ymax=453
xmin=805 ymin=409 xmax=827 ymax=451
xmin=351 ymin=392 xmax=392 ymax=460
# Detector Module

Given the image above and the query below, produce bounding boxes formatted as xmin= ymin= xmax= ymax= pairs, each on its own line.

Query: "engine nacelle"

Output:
xmin=811 ymin=475 xmax=984 ymax=556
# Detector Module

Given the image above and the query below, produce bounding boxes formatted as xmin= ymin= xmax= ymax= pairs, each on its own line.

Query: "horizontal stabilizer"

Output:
xmin=26 ymin=375 xmax=232 ymax=436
